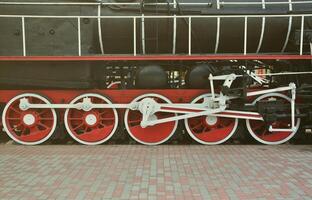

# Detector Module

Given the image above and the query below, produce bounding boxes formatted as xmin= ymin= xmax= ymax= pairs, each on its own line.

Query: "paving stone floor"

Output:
xmin=0 ymin=144 xmax=311 ymax=200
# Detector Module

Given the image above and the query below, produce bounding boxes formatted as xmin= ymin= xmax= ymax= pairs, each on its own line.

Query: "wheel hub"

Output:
xmin=22 ymin=113 xmax=36 ymax=126
xmin=205 ymin=116 xmax=218 ymax=126
xmin=85 ymin=113 xmax=98 ymax=126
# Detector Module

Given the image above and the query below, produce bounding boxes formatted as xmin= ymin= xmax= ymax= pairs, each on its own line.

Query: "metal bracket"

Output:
xmin=268 ymin=83 xmax=297 ymax=132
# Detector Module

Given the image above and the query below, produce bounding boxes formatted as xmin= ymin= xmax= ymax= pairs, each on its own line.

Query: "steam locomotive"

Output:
xmin=0 ymin=0 xmax=311 ymax=145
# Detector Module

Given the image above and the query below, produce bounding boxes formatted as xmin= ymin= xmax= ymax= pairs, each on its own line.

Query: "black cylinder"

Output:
xmin=135 ymin=65 xmax=168 ymax=89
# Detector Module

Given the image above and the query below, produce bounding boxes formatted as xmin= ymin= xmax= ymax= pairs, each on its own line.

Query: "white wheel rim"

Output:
xmin=2 ymin=93 xmax=57 ymax=145
xmin=184 ymin=94 xmax=238 ymax=145
xmin=64 ymin=93 xmax=118 ymax=145
xmin=124 ymin=93 xmax=178 ymax=145
xmin=246 ymin=93 xmax=300 ymax=145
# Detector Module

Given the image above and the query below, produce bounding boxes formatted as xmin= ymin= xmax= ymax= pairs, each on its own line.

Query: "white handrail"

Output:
xmin=0 ymin=1 xmax=311 ymax=6
xmin=220 ymin=0 xmax=312 ymax=5
xmin=77 ymin=17 xmax=81 ymax=56
xmin=0 ymin=14 xmax=311 ymax=19
xmin=0 ymin=1 xmax=212 ymax=6
xmin=21 ymin=17 xmax=26 ymax=56
xmin=1 ymin=13 xmax=310 ymax=57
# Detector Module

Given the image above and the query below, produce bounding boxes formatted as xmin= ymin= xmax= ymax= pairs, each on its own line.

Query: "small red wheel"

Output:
xmin=184 ymin=94 xmax=238 ymax=145
xmin=246 ymin=93 xmax=300 ymax=145
xmin=2 ymin=93 xmax=57 ymax=145
xmin=124 ymin=94 xmax=178 ymax=145
xmin=64 ymin=93 xmax=118 ymax=145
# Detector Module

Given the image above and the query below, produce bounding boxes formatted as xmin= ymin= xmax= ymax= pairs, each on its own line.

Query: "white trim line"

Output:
xmin=133 ymin=18 xmax=137 ymax=56
xmin=281 ymin=16 xmax=292 ymax=53
xmin=256 ymin=17 xmax=265 ymax=53
xmin=214 ymin=17 xmax=220 ymax=54
xmin=77 ymin=17 xmax=81 ymax=56
xmin=21 ymin=16 xmax=26 ymax=56
xmin=97 ymin=5 xmax=104 ymax=54
xmin=0 ymin=14 xmax=312 ymax=19
xmin=141 ymin=14 xmax=146 ymax=55
xmin=244 ymin=16 xmax=248 ymax=55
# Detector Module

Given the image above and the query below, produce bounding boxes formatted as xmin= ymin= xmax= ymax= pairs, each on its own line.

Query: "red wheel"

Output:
xmin=124 ymin=94 xmax=178 ymax=145
xmin=246 ymin=93 xmax=300 ymax=145
xmin=184 ymin=94 xmax=238 ymax=145
xmin=2 ymin=93 xmax=57 ymax=145
xmin=64 ymin=93 xmax=118 ymax=145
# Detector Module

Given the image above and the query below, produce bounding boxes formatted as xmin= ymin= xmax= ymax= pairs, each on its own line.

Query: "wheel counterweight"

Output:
xmin=124 ymin=94 xmax=178 ymax=145
xmin=246 ymin=93 xmax=300 ymax=145
xmin=184 ymin=94 xmax=238 ymax=145
xmin=2 ymin=93 xmax=57 ymax=145
xmin=64 ymin=93 xmax=118 ymax=145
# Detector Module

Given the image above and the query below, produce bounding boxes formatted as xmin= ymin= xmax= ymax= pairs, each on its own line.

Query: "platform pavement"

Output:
xmin=0 ymin=144 xmax=311 ymax=200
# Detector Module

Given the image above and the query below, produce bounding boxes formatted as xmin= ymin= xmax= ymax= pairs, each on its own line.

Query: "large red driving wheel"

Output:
xmin=2 ymin=93 xmax=57 ymax=145
xmin=124 ymin=94 xmax=178 ymax=145
xmin=184 ymin=94 xmax=238 ymax=145
xmin=64 ymin=93 xmax=118 ymax=145
xmin=246 ymin=93 xmax=300 ymax=145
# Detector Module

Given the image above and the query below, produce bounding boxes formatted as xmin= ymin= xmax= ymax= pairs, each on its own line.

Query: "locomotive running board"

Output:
xmin=0 ymin=55 xmax=311 ymax=61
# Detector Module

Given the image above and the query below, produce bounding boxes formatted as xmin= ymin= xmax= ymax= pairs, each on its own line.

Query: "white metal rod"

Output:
xmin=256 ymin=17 xmax=265 ymax=53
xmin=0 ymin=14 xmax=312 ymax=19
xmin=141 ymin=14 xmax=146 ymax=55
xmin=0 ymin=2 xmax=213 ymax=6
xmin=26 ymin=103 xmax=130 ymax=109
xmin=77 ymin=17 xmax=81 ymax=56
xmin=281 ymin=16 xmax=292 ymax=53
xmin=247 ymin=86 xmax=293 ymax=97
xmin=0 ymin=1 xmax=310 ymax=6
xmin=133 ymin=17 xmax=137 ymax=56
xmin=172 ymin=15 xmax=177 ymax=54
xmin=21 ymin=17 xmax=26 ymax=56
xmin=97 ymin=5 xmax=104 ymax=55
xmin=214 ymin=17 xmax=220 ymax=54
xmin=188 ymin=17 xmax=192 ymax=55
xmin=288 ymin=0 xmax=293 ymax=11
xmin=244 ymin=16 xmax=247 ymax=55
xmin=261 ymin=0 xmax=266 ymax=9
xmin=217 ymin=0 xmax=220 ymax=9
xmin=291 ymin=94 xmax=295 ymax=131
xmin=220 ymin=1 xmax=312 ymax=5
xmin=145 ymin=108 xmax=225 ymax=126
xmin=300 ymin=16 xmax=305 ymax=55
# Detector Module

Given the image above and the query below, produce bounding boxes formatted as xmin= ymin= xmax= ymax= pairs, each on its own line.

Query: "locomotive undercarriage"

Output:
xmin=1 ymin=60 xmax=311 ymax=146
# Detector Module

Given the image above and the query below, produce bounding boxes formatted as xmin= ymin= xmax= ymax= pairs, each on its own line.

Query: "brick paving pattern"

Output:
xmin=0 ymin=145 xmax=311 ymax=200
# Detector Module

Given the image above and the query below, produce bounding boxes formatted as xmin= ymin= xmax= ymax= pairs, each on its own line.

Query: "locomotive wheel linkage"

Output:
xmin=1 ymin=74 xmax=300 ymax=145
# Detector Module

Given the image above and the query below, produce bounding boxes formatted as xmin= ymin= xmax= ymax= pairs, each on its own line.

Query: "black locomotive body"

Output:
xmin=0 ymin=0 xmax=311 ymax=145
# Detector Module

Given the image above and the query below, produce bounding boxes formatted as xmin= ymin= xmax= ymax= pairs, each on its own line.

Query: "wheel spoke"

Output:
xmin=9 ymin=107 xmax=21 ymax=114
xmin=38 ymin=123 xmax=49 ymax=130
xmin=73 ymin=123 xmax=84 ymax=131
xmin=192 ymin=122 xmax=203 ymax=131
xmin=40 ymin=117 xmax=54 ymax=121
xmin=7 ymin=117 xmax=20 ymax=120
xmin=68 ymin=117 xmax=83 ymax=121
xmin=100 ymin=117 xmax=115 ymax=121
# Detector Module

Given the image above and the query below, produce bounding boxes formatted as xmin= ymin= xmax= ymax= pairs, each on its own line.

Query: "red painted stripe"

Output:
xmin=161 ymin=107 xmax=262 ymax=118
xmin=219 ymin=112 xmax=262 ymax=118
xmin=0 ymin=54 xmax=311 ymax=61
